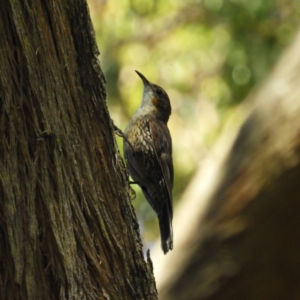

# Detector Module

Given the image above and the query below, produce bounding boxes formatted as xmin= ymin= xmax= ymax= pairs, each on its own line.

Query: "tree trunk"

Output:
xmin=0 ymin=1 xmax=157 ymax=299
xmin=156 ymin=30 xmax=300 ymax=300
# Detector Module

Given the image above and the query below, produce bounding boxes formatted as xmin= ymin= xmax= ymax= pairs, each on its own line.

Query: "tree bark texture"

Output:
xmin=0 ymin=1 xmax=157 ymax=299
xmin=157 ymin=30 xmax=300 ymax=300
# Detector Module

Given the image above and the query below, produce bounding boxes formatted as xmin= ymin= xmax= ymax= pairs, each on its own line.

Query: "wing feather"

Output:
xmin=148 ymin=120 xmax=173 ymax=213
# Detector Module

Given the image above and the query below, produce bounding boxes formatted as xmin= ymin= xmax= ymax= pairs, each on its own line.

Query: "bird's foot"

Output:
xmin=113 ymin=123 xmax=135 ymax=153
xmin=129 ymin=185 xmax=136 ymax=200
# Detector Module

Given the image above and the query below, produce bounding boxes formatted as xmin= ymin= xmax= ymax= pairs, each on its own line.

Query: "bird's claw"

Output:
xmin=129 ymin=185 xmax=136 ymax=200
xmin=113 ymin=123 xmax=135 ymax=153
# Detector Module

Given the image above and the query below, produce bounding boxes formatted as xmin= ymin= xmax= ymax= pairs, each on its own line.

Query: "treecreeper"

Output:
xmin=123 ymin=70 xmax=174 ymax=254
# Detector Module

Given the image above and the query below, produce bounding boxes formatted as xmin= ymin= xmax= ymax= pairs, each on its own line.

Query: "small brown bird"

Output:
xmin=123 ymin=70 xmax=174 ymax=254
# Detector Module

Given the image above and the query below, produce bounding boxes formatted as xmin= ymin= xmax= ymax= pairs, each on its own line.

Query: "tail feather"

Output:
xmin=158 ymin=204 xmax=173 ymax=254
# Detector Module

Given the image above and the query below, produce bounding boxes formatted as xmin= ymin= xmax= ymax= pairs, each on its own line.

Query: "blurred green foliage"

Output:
xmin=88 ymin=0 xmax=300 ymax=244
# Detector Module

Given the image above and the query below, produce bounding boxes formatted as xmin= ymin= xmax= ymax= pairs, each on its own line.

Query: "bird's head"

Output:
xmin=135 ymin=70 xmax=171 ymax=122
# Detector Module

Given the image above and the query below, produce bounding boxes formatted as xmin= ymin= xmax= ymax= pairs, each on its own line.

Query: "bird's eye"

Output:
xmin=156 ymin=88 xmax=163 ymax=95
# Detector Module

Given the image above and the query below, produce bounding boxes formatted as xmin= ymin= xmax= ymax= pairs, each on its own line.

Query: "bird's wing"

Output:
xmin=148 ymin=120 xmax=174 ymax=207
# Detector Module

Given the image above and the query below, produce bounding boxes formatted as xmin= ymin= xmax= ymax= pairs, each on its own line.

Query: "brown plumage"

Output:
xmin=123 ymin=71 xmax=174 ymax=254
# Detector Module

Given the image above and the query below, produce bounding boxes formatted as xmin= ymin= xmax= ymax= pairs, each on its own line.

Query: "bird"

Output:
xmin=123 ymin=70 xmax=174 ymax=254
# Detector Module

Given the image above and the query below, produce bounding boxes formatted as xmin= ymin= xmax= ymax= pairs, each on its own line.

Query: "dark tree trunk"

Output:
xmin=0 ymin=1 xmax=157 ymax=299
xmin=157 ymin=31 xmax=300 ymax=300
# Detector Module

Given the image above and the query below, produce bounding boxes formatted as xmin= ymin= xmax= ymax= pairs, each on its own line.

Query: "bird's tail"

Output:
xmin=158 ymin=204 xmax=173 ymax=254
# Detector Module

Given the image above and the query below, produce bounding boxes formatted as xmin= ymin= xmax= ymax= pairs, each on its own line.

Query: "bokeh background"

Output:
xmin=88 ymin=0 xmax=300 ymax=248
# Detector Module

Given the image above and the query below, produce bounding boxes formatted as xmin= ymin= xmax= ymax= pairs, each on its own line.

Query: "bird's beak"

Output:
xmin=135 ymin=70 xmax=150 ymax=87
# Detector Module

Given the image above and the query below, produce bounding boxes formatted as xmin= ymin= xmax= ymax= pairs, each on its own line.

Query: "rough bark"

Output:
xmin=0 ymin=1 xmax=157 ymax=299
xmin=156 ymin=30 xmax=300 ymax=300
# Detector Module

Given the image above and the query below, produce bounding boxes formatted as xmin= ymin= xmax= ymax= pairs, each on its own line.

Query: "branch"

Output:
xmin=154 ymin=29 xmax=300 ymax=300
